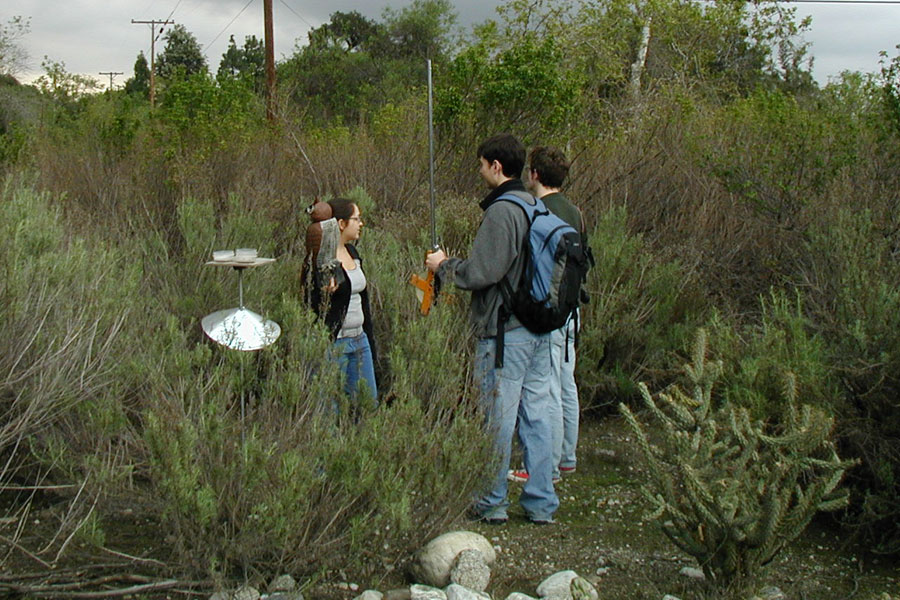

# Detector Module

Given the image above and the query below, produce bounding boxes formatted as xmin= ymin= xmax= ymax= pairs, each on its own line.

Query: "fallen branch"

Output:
xmin=99 ymin=545 xmax=167 ymax=566
xmin=3 ymin=577 xmax=180 ymax=599
xmin=0 ymin=533 xmax=53 ymax=568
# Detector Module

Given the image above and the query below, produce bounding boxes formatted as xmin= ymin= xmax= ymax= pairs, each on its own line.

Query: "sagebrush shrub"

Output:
xmin=578 ymin=206 xmax=704 ymax=410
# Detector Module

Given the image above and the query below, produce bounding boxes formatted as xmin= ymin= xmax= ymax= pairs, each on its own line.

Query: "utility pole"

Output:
xmin=99 ymin=71 xmax=124 ymax=92
xmin=131 ymin=18 xmax=175 ymax=108
xmin=263 ymin=0 xmax=276 ymax=122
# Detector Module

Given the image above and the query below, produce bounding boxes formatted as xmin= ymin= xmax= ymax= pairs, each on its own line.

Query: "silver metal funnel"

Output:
xmin=201 ymin=307 xmax=281 ymax=351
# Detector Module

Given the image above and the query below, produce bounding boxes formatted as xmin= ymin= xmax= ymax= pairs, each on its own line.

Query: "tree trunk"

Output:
xmin=629 ymin=16 xmax=652 ymax=102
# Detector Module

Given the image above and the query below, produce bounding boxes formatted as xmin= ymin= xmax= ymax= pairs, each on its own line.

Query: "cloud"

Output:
xmin=15 ymin=0 xmax=898 ymax=87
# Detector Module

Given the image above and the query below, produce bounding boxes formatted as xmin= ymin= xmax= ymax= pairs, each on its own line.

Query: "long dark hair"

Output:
xmin=328 ymin=198 xmax=356 ymax=222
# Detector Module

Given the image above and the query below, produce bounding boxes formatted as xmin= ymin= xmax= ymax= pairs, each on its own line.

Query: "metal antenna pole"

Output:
xmin=427 ymin=59 xmax=437 ymax=250
xmin=237 ymin=269 xmax=244 ymax=308
xmin=240 ymin=356 xmax=246 ymax=445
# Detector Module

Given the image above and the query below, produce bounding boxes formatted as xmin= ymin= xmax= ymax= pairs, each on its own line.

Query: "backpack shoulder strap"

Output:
xmin=496 ymin=191 xmax=541 ymax=217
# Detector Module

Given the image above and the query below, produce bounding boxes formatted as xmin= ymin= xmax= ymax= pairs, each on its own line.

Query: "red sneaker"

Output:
xmin=507 ymin=469 xmax=560 ymax=483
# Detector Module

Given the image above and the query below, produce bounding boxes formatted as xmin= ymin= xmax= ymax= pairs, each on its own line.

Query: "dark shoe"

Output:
xmin=466 ymin=509 xmax=508 ymax=525
xmin=528 ymin=516 xmax=556 ymax=525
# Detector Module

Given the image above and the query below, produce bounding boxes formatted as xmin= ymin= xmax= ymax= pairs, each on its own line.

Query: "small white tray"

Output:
xmin=205 ymin=257 xmax=276 ymax=268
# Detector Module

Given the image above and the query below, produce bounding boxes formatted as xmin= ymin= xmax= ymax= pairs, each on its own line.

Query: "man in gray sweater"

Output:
xmin=425 ymin=134 xmax=558 ymax=524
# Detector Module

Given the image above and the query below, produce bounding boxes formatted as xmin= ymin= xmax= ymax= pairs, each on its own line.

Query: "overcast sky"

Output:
xmin=8 ymin=0 xmax=900 ymax=89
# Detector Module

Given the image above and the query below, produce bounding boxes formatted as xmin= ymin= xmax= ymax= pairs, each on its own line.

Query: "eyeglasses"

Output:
xmin=348 ymin=216 xmax=363 ymax=223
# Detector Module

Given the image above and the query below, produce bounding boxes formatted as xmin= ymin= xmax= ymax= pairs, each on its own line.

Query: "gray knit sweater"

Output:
xmin=437 ymin=179 xmax=533 ymax=338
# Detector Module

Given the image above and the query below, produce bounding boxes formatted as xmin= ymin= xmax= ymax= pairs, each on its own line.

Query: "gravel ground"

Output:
xmin=459 ymin=415 xmax=900 ymax=600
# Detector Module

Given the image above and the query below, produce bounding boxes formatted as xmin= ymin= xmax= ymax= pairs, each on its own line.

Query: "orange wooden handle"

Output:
xmin=409 ymin=272 xmax=436 ymax=315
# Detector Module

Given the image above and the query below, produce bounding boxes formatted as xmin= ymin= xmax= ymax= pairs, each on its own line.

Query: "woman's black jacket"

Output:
xmin=305 ymin=243 xmax=377 ymax=364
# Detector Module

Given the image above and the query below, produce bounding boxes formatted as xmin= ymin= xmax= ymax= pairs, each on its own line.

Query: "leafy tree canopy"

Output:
xmin=34 ymin=57 xmax=100 ymax=103
xmin=279 ymin=0 xmax=457 ymax=123
xmin=156 ymin=24 xmax=208 ymax=80
xmin=376 ymin=0 xmax=459 ymax=61
xmin=217 ymin=34 xmax=265 ymax=88
xmin=0 ymin=15 xmax=30 ymax=79
xmin=124 ymin=51 xmax=151 ymax=98
xmin=307 ymin=11 xmax=383 ymax=52
xmin=485 ymin=0 xmax=814 ymax=98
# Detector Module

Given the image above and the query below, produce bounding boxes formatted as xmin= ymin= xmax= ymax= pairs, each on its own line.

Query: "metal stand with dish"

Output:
xmin=201 ymin=248 xmax=281 ymax=442
xmin=201 ymin=248 xmax=281 ymax=351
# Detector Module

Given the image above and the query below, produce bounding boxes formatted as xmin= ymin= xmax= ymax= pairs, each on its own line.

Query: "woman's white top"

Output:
xmin=338 ymin=259 xmax=366 ymax=338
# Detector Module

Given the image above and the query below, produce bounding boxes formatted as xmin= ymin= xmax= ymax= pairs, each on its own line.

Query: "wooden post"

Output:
xmin=131 ymin=19 xmax=174 ymax=107
xmin=264 ymin=0 xmax=276 ymax=122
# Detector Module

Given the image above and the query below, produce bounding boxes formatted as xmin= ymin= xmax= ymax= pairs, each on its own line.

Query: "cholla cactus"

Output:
xmin=620 ymin=329 xmax=856 ymax=585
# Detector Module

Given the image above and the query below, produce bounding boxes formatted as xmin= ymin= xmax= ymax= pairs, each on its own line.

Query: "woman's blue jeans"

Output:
xmin=333 ymin=332 xmax=377 ymax=406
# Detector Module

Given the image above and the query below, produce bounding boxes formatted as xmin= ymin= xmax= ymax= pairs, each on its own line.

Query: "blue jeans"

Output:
xmin=473 ymin=326 xmax=558 ymax=522
xmin=550 ymin=313 xmax=579 ymax=477
xmin=333 ymin=332 xmax=377 ymax=406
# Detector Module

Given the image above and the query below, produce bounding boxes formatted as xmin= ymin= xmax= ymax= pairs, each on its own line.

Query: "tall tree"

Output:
xmin=490 ymin=0 xmax=812 ymax=99
xmin=217 ymin=34 xmax=265 ymax=89
xmin=280 ymin=2 xmax=458 ymax=123
xmin=377 ymin=0 xmax=458 ymax=60
xmin=0 ymin=15 xmax=30 ymax=78
xmin=307 ymin=11 xmax=382 ymax=52
xmin=156 ymin=24 xmax=207 ymax=79
xmin=34 ymin=57 xmax=100 ymax=102
xmin=124 ymin=51 xmax=151 ymax=98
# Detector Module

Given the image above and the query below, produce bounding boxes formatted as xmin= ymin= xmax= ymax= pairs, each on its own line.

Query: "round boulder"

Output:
xmin=409 ymin=531 xmax=496 ymax=588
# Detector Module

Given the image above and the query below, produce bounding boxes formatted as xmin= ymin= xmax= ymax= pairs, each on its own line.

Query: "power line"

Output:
xmin=155 ymin=0 xmax=184 ymax=43
xmin=204 ymin=0 xmax=256 ymax=51
xmin=99 ymin=71 xmax=124 ymax=91
xmin=278 ymin=0 xmax=314 ymax=29
xmin=131 ymin=18 xmax=175 ymax=107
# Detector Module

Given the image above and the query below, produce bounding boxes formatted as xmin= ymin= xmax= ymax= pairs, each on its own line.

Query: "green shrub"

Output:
xmin=0 ymin=178 xmax=139 ymax=547
xmin=801 ymin=206 xmax=900 ymax=553
xmin=141 ymin=258 xmax=493 ymax=582
xmin=579 ymin=206 xmax=704 ymax=409
xmin=706 ymin=289 xmax=839 ymax=421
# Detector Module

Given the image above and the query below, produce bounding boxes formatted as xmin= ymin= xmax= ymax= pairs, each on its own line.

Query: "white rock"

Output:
xmin=354 ymin=591 xmax=385 ymax=600
xmin=504 ymin=594 xmax=538 ymax=600
xmin=410 ymin=584 xmax=447 ymax=600
xmin=449 ymin=548 xmax=491 ymax=592
xmin=410 ymin=531 xmax=496 ymax=588
xmin=233 ymin=585 xmax=260 ymax=600
xmin=384 ymin=589 xmax=412 ymax=600
xmin=270 ymin=575 xmax=298 ymax=593
xmin=445 ymin=583 xmax=490 ymax=600
xmin=536 ymin=570 xmax=579 ymax=600
xmin=678 ymin=567 xmax=705 ymax=580
xmin=662 ymin=595 xmax=682 ymax=600
xmin=757 ymin=586 xmax=785 ymax=600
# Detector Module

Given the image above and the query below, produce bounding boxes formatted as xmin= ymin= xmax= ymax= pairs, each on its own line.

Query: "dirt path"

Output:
xmin=463 ymin=415 xmax=900 ymax=600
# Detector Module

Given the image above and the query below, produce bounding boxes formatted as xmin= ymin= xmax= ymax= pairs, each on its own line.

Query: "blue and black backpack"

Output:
xmin=495 ymin=191 xmax=593 ymax=367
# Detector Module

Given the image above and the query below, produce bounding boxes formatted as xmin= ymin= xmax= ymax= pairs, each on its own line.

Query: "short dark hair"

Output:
xmin=478 ymin=134 xmax=526 ymax=179
xmin=328 ymin=198 xmax=356 ymax=221
xmin=529 ymin=146 xmax=569 ymax=189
